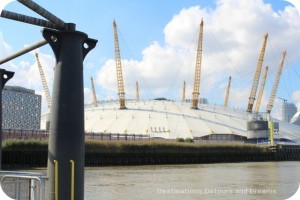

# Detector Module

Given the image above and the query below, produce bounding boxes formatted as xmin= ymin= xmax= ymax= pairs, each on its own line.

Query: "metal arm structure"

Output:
xmin=191 ymin=19 xmax=204 ymax=109
xmin=182 ymin=81 xmax=186 ymax=104
xmin=0 ymin=40 xmax=47 ymax=65
xmin=113 ymin=20 xmax=126 ymax=109
xmin=266 ymin=51 xmax=287 ymax=114
xmin=35 ymin=52 xmax=52 ymax=110
xmin=224 ymin=76 xmax=231 ymax=108
xmin=1 ymin=0 xmax=67 ymax=30
xmin=254 ymin=66 xmax=268 ymax=113
xmin=246 ymin=33 xmax=268 ymax=113
xmin=136 ymin=81 xmax=140 ymax=102
xmin=91 ymin=77 xmax=98 ymax=107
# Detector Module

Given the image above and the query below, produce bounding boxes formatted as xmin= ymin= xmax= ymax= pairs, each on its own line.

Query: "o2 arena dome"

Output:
xmin=84 ymin=20 xmax=300 ymax=144
xmin=42 ymin=20 xmax=300 ymax=144
xmin=84 ymin=99 xmax=300 ymax=143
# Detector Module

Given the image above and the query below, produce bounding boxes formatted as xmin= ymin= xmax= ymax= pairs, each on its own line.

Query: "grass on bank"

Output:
xmin=2 ymin=140 xmax=48 ymax=151
xmin=2 ymin=139 xmax=272 ymax=154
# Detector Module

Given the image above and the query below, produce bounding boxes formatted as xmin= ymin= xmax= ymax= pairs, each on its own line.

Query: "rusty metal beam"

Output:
xmin=17 ymin=0 xmax=66 ymax=29
xmin=0 ymin=40 xmax=48 ymax=65
xmin=1 ymin=10 xmax=58 ymax=29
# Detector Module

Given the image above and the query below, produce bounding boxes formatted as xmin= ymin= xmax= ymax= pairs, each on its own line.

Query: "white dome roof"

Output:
xmin=84 ymin=99 xmax=300 ymax=142
xmin=290 ymin=111 xmax=300 ymax=125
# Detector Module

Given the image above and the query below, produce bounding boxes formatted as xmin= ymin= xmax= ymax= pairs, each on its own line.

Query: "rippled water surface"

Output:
xmin=84 ymin=161 xmax=300 ymax=200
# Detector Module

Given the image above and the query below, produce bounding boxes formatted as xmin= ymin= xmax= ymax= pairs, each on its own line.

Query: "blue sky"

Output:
xmin=0 ymin=0 xmax=300 ymax=119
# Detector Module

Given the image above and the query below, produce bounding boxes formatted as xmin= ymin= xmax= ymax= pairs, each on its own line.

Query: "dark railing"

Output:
xmin=2 ymin=129 xmax=49 ymax=140
xmin=2 ymin=129 xmax=150 ymax=141
xmin=85 ymin=132 xmax=150 ymax=141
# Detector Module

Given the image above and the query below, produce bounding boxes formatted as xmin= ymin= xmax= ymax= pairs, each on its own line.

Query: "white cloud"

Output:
xmin=96 ymin=0 xmax=300 ymax=119
xmin=96 ymin=42 xmax=188 ymax=100
xmin=164 ymin=6 xmax=208 ymax=50
xmin=1 ymin=0 xmax=299 ymax=119
xmin=0 ymin=31 xmax=12 ymax=58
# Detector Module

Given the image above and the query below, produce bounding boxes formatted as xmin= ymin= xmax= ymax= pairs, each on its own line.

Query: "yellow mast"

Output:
xmin=191 ymin=19 xmax=204 ymax=109
xmin=113 ymin=20 xmax=126 ymax=109
xmin=182 ymin=80 xmax=186 ymax=103
xmin=224 ymin=76 xmax=231 ymax=108
xmin=136 ymin=80 xmax=140 ymax=102
xmin=254 ymin=66 xmax=268 ymax=112
xmin=247 ymin=33 xmax=268 ymax=113
xmin=35 ymin=52 xmax=52 ymax=110
xmin=91 ymin=76 xmax=98 ymax=107
xmin=266 ymin=51 xmax=287 ymax=114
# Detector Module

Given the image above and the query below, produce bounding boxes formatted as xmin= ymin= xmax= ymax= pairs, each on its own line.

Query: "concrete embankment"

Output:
xmin=1 ymin=140 xmax=300 ymax=168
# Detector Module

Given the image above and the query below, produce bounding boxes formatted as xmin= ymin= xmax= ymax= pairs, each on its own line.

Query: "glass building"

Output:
xmin=282 ymin=102 xmax=297 ymax=123
xmin=2 ymin=86 xmax=42 ymax=130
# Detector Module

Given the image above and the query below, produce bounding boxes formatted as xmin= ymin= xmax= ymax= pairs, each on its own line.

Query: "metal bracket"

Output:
xmin=0 ymin=69 xmax=14 ymax=88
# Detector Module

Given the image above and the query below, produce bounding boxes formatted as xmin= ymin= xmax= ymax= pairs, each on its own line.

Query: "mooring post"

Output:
xmin=0 ymin=69 xmax=14 ymax=169
xmin=43 ymin=24 xmax=97 ymax=200
xmin=1 ymin=1 xmax=98 ymax=198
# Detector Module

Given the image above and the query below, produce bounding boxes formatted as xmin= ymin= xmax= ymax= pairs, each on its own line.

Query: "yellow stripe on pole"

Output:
xmin=269 ymin=121 xmax=274 ymax=145
xmin=70 ymin=160 xmax=75 ymax=200
xmin=54 ymin=160 xmax=58 ymax=200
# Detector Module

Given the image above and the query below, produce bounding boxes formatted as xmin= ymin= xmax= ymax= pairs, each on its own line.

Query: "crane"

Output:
xmin=246 ymin=33 xmax=268 ymax=113
xmin=224 ymin=76 xmax=231 ymax=108
xmin=35 ymin=52 xmax=52 ymax=110
xmin=136 ymin=81 xmax=140 ymax=102
xmin=191 ymin=19 xmax=204 ymax=109
xmin=277 ymin=97 xmax=287 ymax=103
xmin=182 ymin=80 xmax=186 ymax=104
xmin=113 ymin=20 xmax=126 ymax=109
xmin=90 ymin=76 xmax=98 ymax=107
xmin=266 ymin=51 xmax=287 ymax=114
xmin=254 ymin=66 xmax=268 ymax=113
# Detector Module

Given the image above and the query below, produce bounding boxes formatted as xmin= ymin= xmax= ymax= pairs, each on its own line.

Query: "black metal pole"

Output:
xmin=1 ymin=10 xmax=58 ymax=29
xmin=0 ymin=40 xmax=47 ymax=65
xmin=43 ymin=25 xmax=97 ymax=200
xmin=0 ymin=69 xmax=14 ymax=169
xmin=17 ymin=0 xmax=66 ymax=29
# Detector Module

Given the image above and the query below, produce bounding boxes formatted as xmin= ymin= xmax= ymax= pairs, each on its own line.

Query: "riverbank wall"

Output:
xmin=1 ymin=140 xmax=300 ymax=168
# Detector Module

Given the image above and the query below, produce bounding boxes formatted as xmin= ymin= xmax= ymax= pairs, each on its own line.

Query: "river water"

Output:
xmin=84 ymin=162 xmax=300 ymax=200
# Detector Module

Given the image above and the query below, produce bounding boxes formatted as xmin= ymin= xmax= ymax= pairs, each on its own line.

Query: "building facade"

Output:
xmin=282 ymin=102 xmax=297 ymax=123
xmin=2 ymin=86 xmax=42 ymax=130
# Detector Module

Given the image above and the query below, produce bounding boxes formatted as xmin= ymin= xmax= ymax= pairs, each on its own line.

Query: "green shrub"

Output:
xmin=2 ymin=140 xmax=48 ymax=151
xmin=184 ymin=138 xmax=194 ymax=143
xmin=176 ymin=138 xmax=185 ymax=142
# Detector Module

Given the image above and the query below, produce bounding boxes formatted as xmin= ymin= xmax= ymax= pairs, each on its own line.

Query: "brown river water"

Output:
xmin=84 ymin=161 xmax=300 ymax=200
